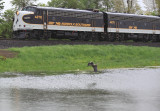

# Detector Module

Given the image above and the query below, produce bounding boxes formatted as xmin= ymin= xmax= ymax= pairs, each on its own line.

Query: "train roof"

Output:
xmin=23 ymin=6 xmax=160 ymax=19
xmin=106 ymin=12 xmax=160 ymax=19
xmin=26 ymin=6 xmax=102 ymax=14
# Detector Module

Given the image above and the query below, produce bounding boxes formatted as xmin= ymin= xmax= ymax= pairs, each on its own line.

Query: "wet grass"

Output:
xmin=0 ymin=45 xmax=160 ymax=74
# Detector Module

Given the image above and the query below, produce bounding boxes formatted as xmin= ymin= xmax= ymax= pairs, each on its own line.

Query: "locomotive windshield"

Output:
xmin=22 ymin=7 xmax=36 ymax=13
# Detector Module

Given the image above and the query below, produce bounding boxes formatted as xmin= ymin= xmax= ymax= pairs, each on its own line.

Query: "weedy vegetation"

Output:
xmin=0 ymin=45 xmax=160 ymax=74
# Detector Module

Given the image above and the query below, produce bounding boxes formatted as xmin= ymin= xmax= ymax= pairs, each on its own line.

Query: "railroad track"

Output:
xmin=0 ymin=39 xmax=160 ymax=49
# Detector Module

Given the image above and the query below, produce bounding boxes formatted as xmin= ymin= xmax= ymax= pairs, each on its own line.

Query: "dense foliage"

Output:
xmin=0 ymin=9 xmax=14 ymax=38
xmin=11 ymin=0 xmax=37 ymax=9
xmin=0 ymin=0 xmax=4 ymax=11
xmin=155 ymin=0 xmax=160 ymax=15
xmin=47 ymin=0 xmax=141 ymax=13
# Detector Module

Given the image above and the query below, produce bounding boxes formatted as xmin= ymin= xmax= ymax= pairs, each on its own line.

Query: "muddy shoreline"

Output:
xmin=0 ymin=40 xmax=160 ymax=49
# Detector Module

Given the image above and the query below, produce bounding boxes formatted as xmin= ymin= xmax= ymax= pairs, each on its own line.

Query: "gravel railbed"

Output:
xmin=0 ymin=40 xmax=160 ymax=49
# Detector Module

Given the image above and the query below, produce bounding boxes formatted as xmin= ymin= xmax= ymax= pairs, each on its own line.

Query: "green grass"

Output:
xmin=0 ymin=45 xmax=160 ymax=74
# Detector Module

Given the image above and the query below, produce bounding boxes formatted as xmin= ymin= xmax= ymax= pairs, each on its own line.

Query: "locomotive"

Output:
xmin=13 ymin=5 xmax=160 ymax=42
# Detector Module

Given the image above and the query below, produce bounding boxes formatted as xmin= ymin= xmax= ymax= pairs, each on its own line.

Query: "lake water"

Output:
xmin=0 ymin=68 xmax=160 ymax=111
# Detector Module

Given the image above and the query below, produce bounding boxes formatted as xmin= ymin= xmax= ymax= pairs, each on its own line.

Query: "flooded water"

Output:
xmin=0 ymin=68 xmax=160 ymax=111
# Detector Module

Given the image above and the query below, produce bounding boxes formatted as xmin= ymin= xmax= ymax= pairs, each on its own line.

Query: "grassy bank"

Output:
xmin=0 ymin=45 xmax=160 ymax=74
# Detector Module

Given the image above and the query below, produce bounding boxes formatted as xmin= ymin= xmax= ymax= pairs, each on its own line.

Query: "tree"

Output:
xmin=37 ymin=3 xmax=47 ymax=7
xmin=102 ymin=0 xmax=114 ymax=12
xmin=47 ymin=0 xmax=141 ymax=14
xmin=3 ymin=9 xmax=15 ymax=22
xmin=48 ymin=0 xmax=83 ymax=9
xmin=93 ymin=0 xmax=102 ymax=9
xmin=61 ymin=0 xmax=81 ymax=9
xmin=153 ymin=0 xmax=157 ymax=11
xmin=102 ymin=0 xmax=128 ymax=13
xmin=126 ymin=0 xmax=141 ymax=14
xmin=47 ymin=0 xmax=63 ymax=7
xmin=145 ymin=0 xmax=160 ymax=15
xmin=47 ymin=0 xmax=102 ymax=10
xmin=112 ymin=0 xmax=126 ymax=13
xmin=10 ymin=0 xmax=37 ymax=9
xmin=0 ymin=0 xmax=4 ymax=11
xmin=79 ymin=0 xmax=98 ymax=9
xmin=0 ymin=9 xmax=15 ymax=38
xmin=48 ymin=0 xmax=82 ymax=9
xmin=127 ymin=0 xmax=132 ymax=13
xmin=155 ymin=0 xmax=160 ymax=15
xmin=0 ymin=0 xmax=4 ymax=17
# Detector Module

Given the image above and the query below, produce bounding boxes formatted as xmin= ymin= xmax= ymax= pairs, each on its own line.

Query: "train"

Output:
xmin=13 ymin=5 xmax=160 ymax=42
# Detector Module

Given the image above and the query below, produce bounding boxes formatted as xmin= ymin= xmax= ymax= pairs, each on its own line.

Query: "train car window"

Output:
xmin=22 ymin=7 xmax=27 ymax=11
xmin=133 ymin=22 xmax=135 ymax=25
xmin=80 ymin=13 xmax=84 ymax=18
xmin=43 ymin=11 xmax=46 ymax=14
xmin=88 ymin=14 xmax=92 ymax=18
xmin=144 ymin=23 xmax=147 ymax=26
xmin=90 ymin=14 xmax=93 ymax=18
xmin=26 ymin=7 xmax=36 ymax=13
xmin=22 ymin=7 xmax=36 ymax=12
xmin=87 ymin=13 xmax=91 ymax=18
xmin=114 ymin=16 xmax=121 ymax=20
xmin=72 ymin=12 xmax=76 ymax=17
xmin=148 ymin=19 xmax=151 ymax=22
xmin=148 ymin=19 xmax=151 ymax=23
xmin=89 ymin=14 xmax=93 ymax=18
xmin=76 ymin=13 xmax=81 ymax=18
xmin=86 ymin=19 xmax=90 ymax=23
xmin=54 ymin=11 xmax=57 ymax=16
xmin=52 ymin=17 xmax=56 ymax=21
xmin=68 ymin=12 xmax=72 ymax=17
xmin=123 ymin=16 xmax=128 ymax=21
xmin=71 ymin=12 xmax=75 ymax=17
xmin=63 ymin=12 xmax=66 ymax=16
xmin=77 ymin=13 xmax=81 ymax=18
xmin=36 ymin=10 xmax=41 ymax=15
xmin=48 ymin=11 xmax=53 ymax=16
xmin=95 ymin=14 xmax=102 ymax=19
xmin=54 ymin=10 xmax=59 ymax=16
xmin=138 ymin=18 xmax=144 ymax=22
xmin=150 ymin=18 xmax=157 ymax=23
xmin=84 ymin=13 xmax=88 ymax=18
xmin=92 ymin=14 xmax=96 ymax=19
xmin=58 ymin=11 xmax=62 ymax=16
xmin=61 ymin=11 xmax=64 ymax=16
xmin=64 ymin=11 xmax=69 ymax=17
xmin=96 ymin=14 xmax=100 ymax=19
xmin=75 ymin=13 xmax=78 ymax=18
xmin=95 ymin=14 xmax=100 ymax=19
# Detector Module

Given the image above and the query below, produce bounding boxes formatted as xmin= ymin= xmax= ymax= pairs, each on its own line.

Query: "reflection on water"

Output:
xmin=0 ymin=68 xmax=160 ymax=111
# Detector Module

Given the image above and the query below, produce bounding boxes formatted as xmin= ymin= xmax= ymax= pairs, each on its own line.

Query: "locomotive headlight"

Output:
xmin=16 ymin=11 xmax=19 ymax=16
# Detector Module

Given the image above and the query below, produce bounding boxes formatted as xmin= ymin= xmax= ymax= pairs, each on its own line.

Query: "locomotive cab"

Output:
xmin=22 ymin=6 xmax=37 ymax=12
xmin=12 ymin=6 xmax=104 ymax=40
xmin=13 ymin=6 xmax=37 ymax=39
